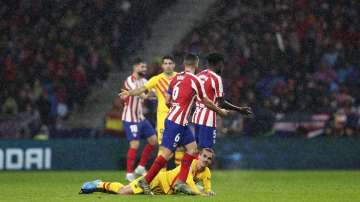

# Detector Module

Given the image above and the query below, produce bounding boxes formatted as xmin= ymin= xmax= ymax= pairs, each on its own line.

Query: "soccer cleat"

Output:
xmin=174 ymin=180 xmax=196 ymax=195
xmin=79 ymin=179 xmax=101 ymax=194
xmin=126 ymin=173 xmax=136 ymax=182
xmin=134 ymin=165 xmax=147 ymax=176
xmin=137 ymin=177 xmax=154 ymax=195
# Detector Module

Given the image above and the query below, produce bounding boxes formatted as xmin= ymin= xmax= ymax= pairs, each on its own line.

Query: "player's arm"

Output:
xmin=165 ymin=78 xmax=175 ymax=108
xmin=212 ymin=75 xmax=252 ymax=115
xmin=118 ymin=76 xmax=157 ymax=97
xmin=217 ymin=97 xmax=252 ymax=115
xmin=202 ymin=169 xmax=215 ymax=196
xmin=185 ymin=173 xmax=202 ymax=195
xmin=119 ymin=86 xmax=147 ymax=97
xmin=165 ymin=93 xmax=171 ymax=108
xmin=202 ymin=97 xmax=229 ymax=117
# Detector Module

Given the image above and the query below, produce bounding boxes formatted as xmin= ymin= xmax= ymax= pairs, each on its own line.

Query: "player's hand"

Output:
xmin=118 ymin=89 xmax=129 ymax=99
xmin=239 ymin=107 xmax=252 ymax=116
xmin=219 ymin=108 xmax=230 ymax=117
xmin=206 ymin=191 xmax=216 ymax=196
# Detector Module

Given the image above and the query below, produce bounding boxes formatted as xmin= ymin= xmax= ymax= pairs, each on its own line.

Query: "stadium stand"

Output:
xmin=0 ymin=0 xmax=175 ymax=138
xmin=174 ymin=0 xmax=360 ymax=137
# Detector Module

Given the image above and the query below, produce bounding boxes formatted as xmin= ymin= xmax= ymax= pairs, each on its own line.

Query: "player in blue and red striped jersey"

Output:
xmin=192 ymin=53 xmax=252 ymax=149
xmin=134 ymin=53 xmax=229 ymax=195
xmin=121 ymin=57 xmax=157 ymax=182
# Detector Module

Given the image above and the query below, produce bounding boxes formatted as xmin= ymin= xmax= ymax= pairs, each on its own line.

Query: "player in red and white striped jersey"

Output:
xmin=136 ymin=54 xmax=229 ymax=195
xmin=192 ymin=53 xmax=252 ymax=149
xmin=192 ymin=69 xmax=223 ymax=127
xmin=122 ymin=74 xmax=147 ymax=122
xmin=120 ymin=58 xmax=157 ymax=182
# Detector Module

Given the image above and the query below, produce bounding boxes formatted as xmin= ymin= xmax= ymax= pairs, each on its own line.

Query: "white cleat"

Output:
xmin=126 ymin=173 xmax=136 ymax=182
xmin=134 ymin=165 xmax=147 ymax=176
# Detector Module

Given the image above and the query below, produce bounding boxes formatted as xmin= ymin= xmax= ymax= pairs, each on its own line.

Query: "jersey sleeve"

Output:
xmin=191 ymin=76 xmax=206 ymax=100
xmin=202 ymin=168 xmax=212 ymax=193
xmin=144 ymin=76 xmax=157 ymax=90
xmin=186 ymin=172 xmax=201 ymax=195
xmin=212 ymin=75 xmax=224 ymax=98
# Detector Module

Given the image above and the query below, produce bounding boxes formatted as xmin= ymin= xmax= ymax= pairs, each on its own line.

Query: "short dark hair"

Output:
xmin=183 ymin=53 xmax=199 ymax=66
xmin=132 ymin=57 xmax=145 ymax=66
xmin=207 ymin=53 xmax=224 ymax=66
xmin=162 ymin=55 xmax=175 ymax=63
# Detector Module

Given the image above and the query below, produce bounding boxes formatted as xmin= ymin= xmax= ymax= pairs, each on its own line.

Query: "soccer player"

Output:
xmin=119 ymin=56 xmax=184 ymax=165
xmin=192 ymin=53 xmax=252 ymax=149
xmin=79 ymin=148 xmax=216 ymax=196
xmin=123 ymin=53 xmax=228 ymax=195
xmin=120 ymin=57 xmax=157 ymax=182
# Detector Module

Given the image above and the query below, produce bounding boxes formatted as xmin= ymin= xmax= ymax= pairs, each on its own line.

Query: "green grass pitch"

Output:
xmin=1 ymin=170 xmax=359 ymax=202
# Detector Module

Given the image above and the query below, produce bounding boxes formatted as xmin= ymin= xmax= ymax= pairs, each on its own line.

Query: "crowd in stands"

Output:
xmin=0 ymin=0 xmax=174 ymax=138
xmin=2 ymin=0 xmax=360 ymax=138
xmin=174 ymin=0 xmax=360 ymax=137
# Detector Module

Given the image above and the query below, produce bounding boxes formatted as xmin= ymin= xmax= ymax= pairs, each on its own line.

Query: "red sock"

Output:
xmin=126 ymin=148 xmax=137 ymax=173
xmin=178 ymin=153 xmax=195 ymax=182
xmin=145 ymin=155 xmax=167 ymax=183
xmin=139 ymin=144 xmax=155 ymax=167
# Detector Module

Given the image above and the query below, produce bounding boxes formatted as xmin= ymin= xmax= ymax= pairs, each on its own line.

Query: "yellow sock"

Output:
xmin=175 ymin=150 xmax=184 ymax=166
xmin=98 ymin=182 xmax=124 ymax=193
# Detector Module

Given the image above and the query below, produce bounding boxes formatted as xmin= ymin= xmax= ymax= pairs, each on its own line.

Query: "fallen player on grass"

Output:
xmin=79 ymin=148 xmax=215 ymax=196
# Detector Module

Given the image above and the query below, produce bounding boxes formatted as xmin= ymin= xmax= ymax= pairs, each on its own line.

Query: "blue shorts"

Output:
xmin=123 ymin=120 xmax=156 ymax=141
xmin=194 ymin=124 xmax=216 ymax=148
xmin=161 ymin=120 xmax=195 ymax=152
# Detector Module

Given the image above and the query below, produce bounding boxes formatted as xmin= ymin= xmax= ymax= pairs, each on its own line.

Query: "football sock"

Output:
xmin=178 ymin=153 xmax=195 ymax=182
xmin=127 ymin=148 xmax=137 ymax=173
xmin=139 ymin=144 xmax=155 ymax=167
xmin=145 ymin=155 xmax=167 ymax=183
xmin=98 ymin=182 xmax=124 ymax=193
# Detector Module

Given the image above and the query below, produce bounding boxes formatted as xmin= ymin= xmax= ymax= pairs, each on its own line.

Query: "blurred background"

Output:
xmin=0 ymin=0 xmax=359 ymax=170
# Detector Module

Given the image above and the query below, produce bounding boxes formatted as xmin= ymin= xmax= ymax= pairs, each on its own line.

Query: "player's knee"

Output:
xmin=185 ymin=142 xmax=198 ymax=155
xmin=129 ymin=140 xmax=140 ymax=149
xmin=159 ymin=147 xmax=172 ymax=160
xmin=186 ymin=148 xmax=198 ymax=156
xmin=148 ymin=135 xmax=158 ymax=146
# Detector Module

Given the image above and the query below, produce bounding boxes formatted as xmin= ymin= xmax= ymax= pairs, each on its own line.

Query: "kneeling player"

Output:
xmin=79 ymin=148 xmax=215 ymax=196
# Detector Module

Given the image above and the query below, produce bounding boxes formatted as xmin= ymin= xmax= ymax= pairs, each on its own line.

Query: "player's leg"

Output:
xmin=117 ymin=184 xmax=135 ymax=195
xmin=144 ymin=146 xmax=173 ymax=184
xmin=135 ymin=119 xmax=157 ymax=176
xmin=126 ymin=140 xmax=139 ymax=181
xmin=99 ymin=181 xmax=125 ymax=193
xmin=123 ymin=121 xmax=141 ymax=182
xmin=156 ymin=111 xmax=167 ymax=145
xmin=138 ymin=120 xmax=180 ymax=194
xmin=174 ymin=125 xmax=198 ymax=194
xmin=197 ymin=125 xmax=216 ymax=149
xmin=80 ymin=180 xmax=125 ymax=194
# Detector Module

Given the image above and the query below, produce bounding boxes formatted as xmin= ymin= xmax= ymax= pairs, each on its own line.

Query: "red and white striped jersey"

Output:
xmin=167 ymin=71 xmax=206 ymax=125
xmin=192 ymin=69 xmax=224 ymax=127
xmin=121 ymin=74 xmax=147 ymax=122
